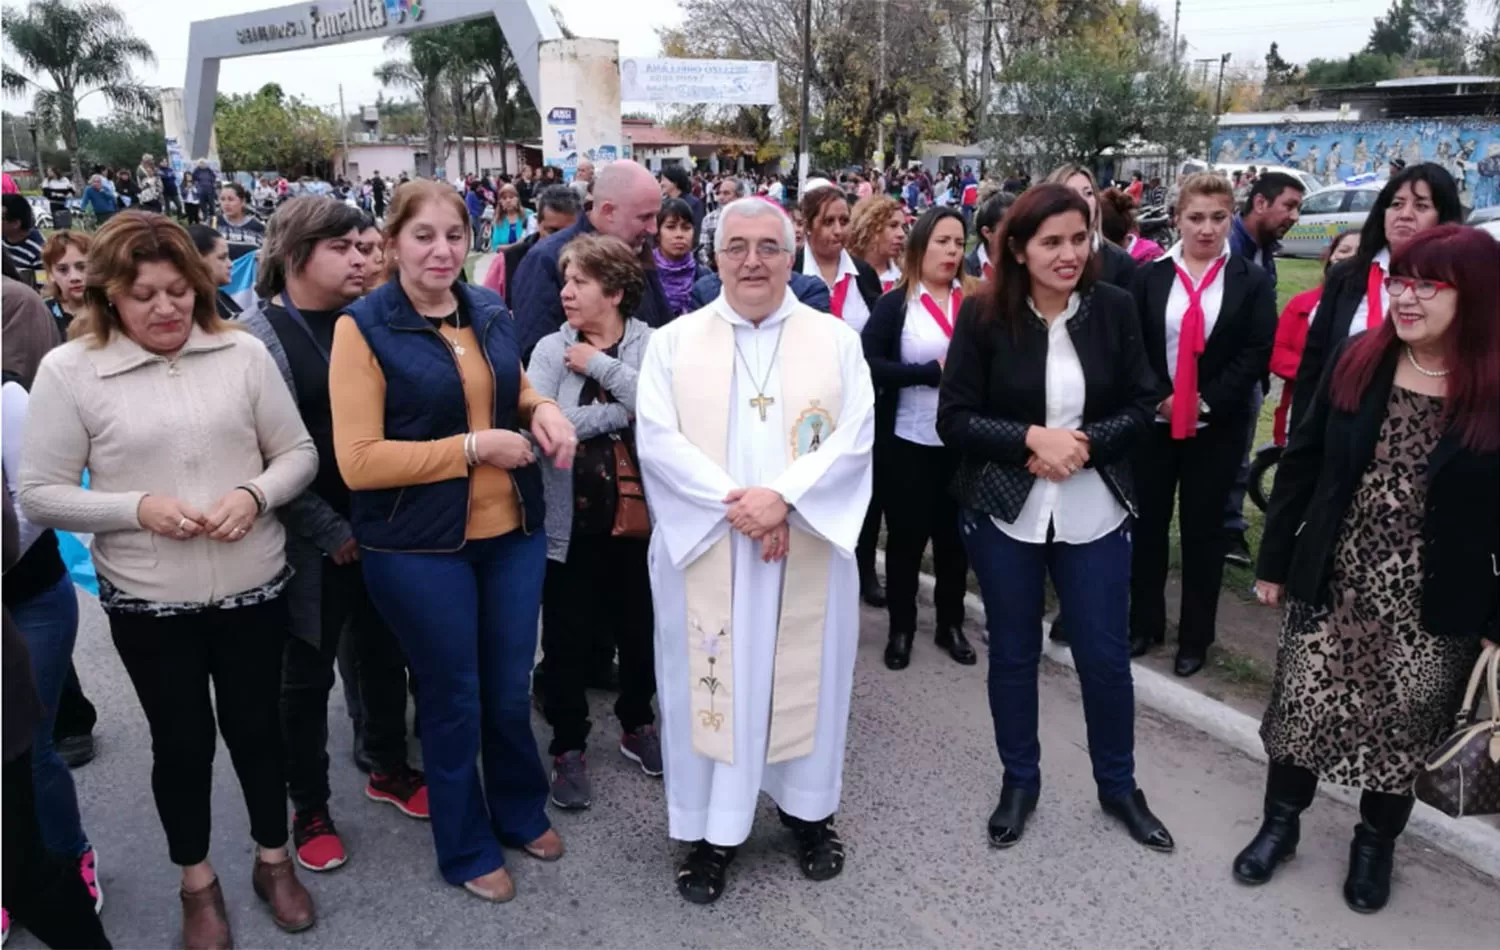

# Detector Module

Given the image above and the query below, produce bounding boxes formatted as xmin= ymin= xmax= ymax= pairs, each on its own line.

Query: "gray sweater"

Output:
xmin=526 ymin=318 xmax=652 ymax=562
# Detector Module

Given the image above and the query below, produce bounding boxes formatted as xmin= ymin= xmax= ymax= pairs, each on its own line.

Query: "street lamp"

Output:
xmin=25 ymin=111 xmax=41 ymax=180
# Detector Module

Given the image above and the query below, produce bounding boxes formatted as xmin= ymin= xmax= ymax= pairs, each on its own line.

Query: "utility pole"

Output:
xmin=1172 ymin=0 xmax=1181 ymax=68
xmin=875 ymin=0 xmax=886 ymax=168
xmin=1214 ymin=53 xmax=1231 ymax=116
xmin=796 ymin=0 xmax=812 ymax=194
xmin=338 ymin=84 xmax=350 ymax=182
xmin=979 ymin=0 xmax=994 ymax=141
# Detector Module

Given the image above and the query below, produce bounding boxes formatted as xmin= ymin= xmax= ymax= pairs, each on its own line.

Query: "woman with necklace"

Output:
xmin=328 ymin=180 xmax=578 ymax=904
xmin=1128 ymin=173 xmax=1277 ymax=677
xmin=861 ymin=207 xmax=975 ymax=669
xmin=653 ymin=198 xmax=709 ymax=318
xmin=1246 ymin=224 xmax=1498 ymax=913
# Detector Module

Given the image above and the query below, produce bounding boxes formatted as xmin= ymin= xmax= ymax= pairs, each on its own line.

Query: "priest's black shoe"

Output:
xmin=860 ymin=578 xmax=887 ymax=609
xmin=779 ymin=809 xmax=845 ymax=881
xmin=987 ymin=787 xmax=1039 ymax=849
xmin=1130 ymin=630 xmax=1163 ymax=658
xmin=677 ymin=841 xmax=737 ymax=905
xmin=1173 ymin=648 xmax=1207 ymax=677
xmin=1343 ymin=823 xmax=1396 ymax=913
xmin=1100 ymin=789 xmax=1175 ymax=852
xmin=1232 ymin=800 xmax=1303 ymax=885
xmin=936 ymin=625 xmax=977 ymax=665
xmin=884 ymin=631 xmax=913 ymax=670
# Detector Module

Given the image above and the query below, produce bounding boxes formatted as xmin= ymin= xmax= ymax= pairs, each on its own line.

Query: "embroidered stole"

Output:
xmin=670 ymin=305 xmax=843 ymax=765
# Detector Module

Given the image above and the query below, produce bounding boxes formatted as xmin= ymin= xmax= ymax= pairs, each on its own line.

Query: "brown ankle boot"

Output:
xmin=180 ymin=877 xmax=232 ymax=950
xmin=252 ymin=853 xmax=316 ymax=933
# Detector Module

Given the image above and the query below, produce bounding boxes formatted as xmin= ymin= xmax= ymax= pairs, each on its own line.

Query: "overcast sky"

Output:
xmin=10 ymin=0 xmax=1495 ymax=121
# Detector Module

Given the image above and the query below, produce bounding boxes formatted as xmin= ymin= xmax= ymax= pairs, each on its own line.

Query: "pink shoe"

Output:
xmin=80 ymin=846 xmax=102 ymax=913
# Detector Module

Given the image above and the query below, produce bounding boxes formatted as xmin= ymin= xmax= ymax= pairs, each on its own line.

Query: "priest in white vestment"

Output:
xmin=636 ymin=197 xmax=874 ymax=905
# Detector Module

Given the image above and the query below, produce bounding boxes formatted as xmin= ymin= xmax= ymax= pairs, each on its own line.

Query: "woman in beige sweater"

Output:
xmin=18 ymin=212 xmax=318 ymax=950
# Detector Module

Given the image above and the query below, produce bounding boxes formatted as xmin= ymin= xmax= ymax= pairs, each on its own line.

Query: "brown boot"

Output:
xmin=180 ymin=877 xmax=233 ymax=950
xmin=252 ymin=852 xmax=316 ymax=933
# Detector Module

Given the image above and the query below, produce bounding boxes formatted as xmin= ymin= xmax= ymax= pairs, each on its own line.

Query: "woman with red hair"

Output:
xmin=1243 ymin=224 xmax=1499 ymax=914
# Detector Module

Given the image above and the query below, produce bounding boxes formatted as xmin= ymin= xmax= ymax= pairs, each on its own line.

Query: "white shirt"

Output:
xmin=878 ymin=262 xmax=902 ymax=291
xmin=994 ymin=294 xmax=1126 ymax=544
xmin=974 ymin=244 xmax=993 ymax=278
xmin=894 ymin=283 xmax=959 ymax=446
xmin=1157 ymin=241 xmax=1231 ymax=426
xmin=803 ymin=248 xmax=871 ymax=332
xmin=1349 ymin=247 xmax=1391 ymax=336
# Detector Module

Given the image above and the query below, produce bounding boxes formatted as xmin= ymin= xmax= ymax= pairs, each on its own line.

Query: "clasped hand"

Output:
xmin=724 ymin=487 xmax=791 ymax=563
xmin=1025 ymin=427 xmax=1090 ymax=482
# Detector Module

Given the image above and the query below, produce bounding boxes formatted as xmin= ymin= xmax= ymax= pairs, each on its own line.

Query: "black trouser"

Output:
xmin=108 ymin=598 xmax=290 ymax=866
xmin=540 ymin=535 xmax=655 ymax=756
xmin=856 ymin=457 xmax=883 ymax=590
xmin=53 ymin=662 xmax=97 ymax=740
xmin=881 ymin=438 xmax=967 ymax=633
xmin=282 ymin=562 xmax=410 ymax=813
xmin=1266 ymin=761 xmax=1414 ymax=838
xmin=2 ymin=752 xmax=111 ymax=948
xmin=1130 ymin=418 xmax=1245 ymax=653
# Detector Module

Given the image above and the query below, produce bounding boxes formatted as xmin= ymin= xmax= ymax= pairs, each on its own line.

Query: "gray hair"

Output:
xmin=714 ymin=198 xmax=794 ymax=254
xmin=717 ymin=177 xmax=747 ymax=199
xmin=535 ymin=184 xmax=580 ymax=218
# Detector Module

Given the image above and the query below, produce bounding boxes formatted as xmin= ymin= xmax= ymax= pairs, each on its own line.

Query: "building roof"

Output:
xmin=1374 ymin=75 xmax=1500 ymax=88
xmin=621 ymin=119 xmax=752 ymax=149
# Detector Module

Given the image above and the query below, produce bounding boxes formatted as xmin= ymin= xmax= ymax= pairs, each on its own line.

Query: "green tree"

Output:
xmin=77 ymin=112 xmax=165 ymax=170
xmin=1366 ymin=0 xmax=1416 ymax=58
xmin=1303 ymin=53 xmax=1400 ymax=86
xmin=1 ymin=0 xmax=157 ymax=184
xmin=215 ymin=84 xmax=338 ymax=175
xmin=1408 ymin=0 xmax=1469 ymax=71
xmin=375 ymin=30 xmax=449 ymax=178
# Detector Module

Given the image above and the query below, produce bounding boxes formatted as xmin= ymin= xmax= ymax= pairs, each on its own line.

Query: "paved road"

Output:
xmin=13 ymin=592 xmax=1499 ymax=949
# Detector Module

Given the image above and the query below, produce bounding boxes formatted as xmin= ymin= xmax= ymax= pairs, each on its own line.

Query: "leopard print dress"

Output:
xmin=1261 ymin=387 xmax=1480 ymax=794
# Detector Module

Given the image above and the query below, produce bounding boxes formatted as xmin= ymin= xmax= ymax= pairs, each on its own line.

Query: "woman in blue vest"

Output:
xmin=329 ymin=180 xmax=578 ymax=904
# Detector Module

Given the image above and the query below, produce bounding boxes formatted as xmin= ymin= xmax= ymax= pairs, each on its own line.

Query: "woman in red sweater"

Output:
xmin=1268 ymin=231 xmax=1359 ymax=443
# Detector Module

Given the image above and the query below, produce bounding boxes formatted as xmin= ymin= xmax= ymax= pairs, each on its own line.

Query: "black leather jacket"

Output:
xmin=937 ymin=283 xmax=1159 ymax=523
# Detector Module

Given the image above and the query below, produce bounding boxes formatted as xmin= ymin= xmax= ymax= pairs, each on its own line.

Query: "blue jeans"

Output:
xmin=1223 ymin=385 xmax=1265 ymax=534
xmin=362 ymin=531 xmax=551 ymax=885
xmin=960 ymin=510 xmax=1136 ymax=800
xmin=12 ymin=573 xmax=89 ymax=858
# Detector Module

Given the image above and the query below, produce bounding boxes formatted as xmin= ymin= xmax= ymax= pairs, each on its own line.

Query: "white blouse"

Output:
xmin=878 ymin=262 xmax=902 ymax=291
xmin=994 ymin=294 xmax=1127 ymax=545
xmin=1348 ymin=247 xmax=1391 ymax=337
xmin=1157 ymin=241 xmax=1230 ymax=426
xmin=803 ymin=248 xmax=871 ymax=332
xmin=893 ymin=282 xmax=959 ymax=447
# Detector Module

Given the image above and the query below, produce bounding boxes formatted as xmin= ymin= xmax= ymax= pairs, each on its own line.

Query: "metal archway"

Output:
xmin=181 ymin=0 xmax=560 ymax=160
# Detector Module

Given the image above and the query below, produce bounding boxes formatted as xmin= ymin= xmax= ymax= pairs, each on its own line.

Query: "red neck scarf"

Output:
xmin=1170 ymin=256 xmax=1229 ymax=440
xmin=881 ymin=278 xmax=895 ymax=293
xmin=829 ymin=272 xmax=853 ymax=319
xmin=981 ymin=260 xmax=994 ymax=282
xmin=921 ymin=286 xmax=962 ymax=338
xmin=1365 ymin=259 xmax=1386 ymax=330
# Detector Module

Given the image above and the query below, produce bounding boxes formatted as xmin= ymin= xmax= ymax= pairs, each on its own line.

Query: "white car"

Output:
xmin=1278 ymin=182 xmax=1385 ymax=259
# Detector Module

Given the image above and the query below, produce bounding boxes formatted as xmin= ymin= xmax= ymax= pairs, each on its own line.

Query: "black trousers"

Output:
xmin=540 ymin=535 xmax=655 ymax=756
xmin=1267 ymin=761 xmax=1414 ymax=838
xmin=856 ymin=446 xmax=884 ymax=588
xmin=881 ymin=438 xmax=968 ymax=633
xmin=108 ymin=597 xmax=290 ymax=866
xmin=1130 ymin=419 xmax=1246 ymax=653
xmin=53 ymin=661 xmax=96 ymax=740
xmin=2 ymin=752 xmax=111 ymax=948
xmin=282 ymin=561 xmax=410 ymax=812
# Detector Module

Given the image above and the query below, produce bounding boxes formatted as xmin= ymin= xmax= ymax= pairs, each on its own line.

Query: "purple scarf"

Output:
xmin=653 ymin=248 xmax=698 ymax=316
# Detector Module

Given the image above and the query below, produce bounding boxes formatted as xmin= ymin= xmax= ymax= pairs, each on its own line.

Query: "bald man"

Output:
xmin=512 ymin=160 xmax=672 ymax=360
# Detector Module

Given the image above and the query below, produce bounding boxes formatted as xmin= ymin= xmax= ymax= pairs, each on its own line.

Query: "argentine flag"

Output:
xmin=225 ymin=248 xmax=260 ymax=311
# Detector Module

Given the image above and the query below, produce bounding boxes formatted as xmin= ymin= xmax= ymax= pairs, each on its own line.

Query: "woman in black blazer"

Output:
xmin=938 ymin=184 xmax=1172 ymax=855
xmin=796 ymin=183 xmax=886 ymax=607
xmin=1244 ymin=224 xmax=1498 ymax=913
xmin=1289 ymin=163 xmax=1463 ymax=428
xmin=1129 ymin=173 xmax=1277 ymax=677
xmin=862 ymin=207 xmax=977 ymax=670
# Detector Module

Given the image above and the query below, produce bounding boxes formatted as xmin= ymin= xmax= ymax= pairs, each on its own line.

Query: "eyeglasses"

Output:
xmin=1383 ymin=276 xmax=1454 ymax=300
xmin=720 ymin=240 xmax=790 ymax=263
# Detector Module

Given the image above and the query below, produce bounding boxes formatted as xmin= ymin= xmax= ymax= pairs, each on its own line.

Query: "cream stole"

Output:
xmin=671 ymin=303 xmax=843 ymax=765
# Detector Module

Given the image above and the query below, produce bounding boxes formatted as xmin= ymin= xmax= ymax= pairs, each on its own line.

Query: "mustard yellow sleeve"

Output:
xmin=516 ymin=366 xmax=554 ymax=428
xmin=329 ymin=315 xmax=468 ymax=491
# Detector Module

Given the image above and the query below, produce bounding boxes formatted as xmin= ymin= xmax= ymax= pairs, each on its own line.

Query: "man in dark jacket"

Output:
xmin=511 ymin=160 xmax=671 ymax=360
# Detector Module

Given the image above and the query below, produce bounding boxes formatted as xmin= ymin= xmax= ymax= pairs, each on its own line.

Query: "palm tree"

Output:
xmin=1 ymin=0 xmax=157 ymax=184
xmin=374 ymin=31 xmax=450 ymax=179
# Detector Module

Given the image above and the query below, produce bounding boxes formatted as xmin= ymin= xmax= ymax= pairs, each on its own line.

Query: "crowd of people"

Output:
xmin=0 ymin=152 xmax=1495 ymax=950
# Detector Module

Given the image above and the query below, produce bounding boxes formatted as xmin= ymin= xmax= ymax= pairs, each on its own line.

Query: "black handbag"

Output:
xmin=1415 ymin=644 xmax=1500 ymax=819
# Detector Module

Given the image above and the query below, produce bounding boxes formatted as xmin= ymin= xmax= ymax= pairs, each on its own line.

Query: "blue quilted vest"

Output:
xmin=344 ymin=280 xmax=544 ymax=552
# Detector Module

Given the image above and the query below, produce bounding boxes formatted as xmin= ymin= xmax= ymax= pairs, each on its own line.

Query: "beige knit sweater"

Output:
xmin=18 ymin=324 xmax=317 ymax=604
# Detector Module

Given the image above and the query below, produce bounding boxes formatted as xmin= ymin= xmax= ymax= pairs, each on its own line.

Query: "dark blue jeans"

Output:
xmin=12 ymin=572 xmax=89 ymax=858
xmin=960 ymin=509 xmax=1137 ymax=801
xmin=362 ymin=531 xmax=551 ymax=885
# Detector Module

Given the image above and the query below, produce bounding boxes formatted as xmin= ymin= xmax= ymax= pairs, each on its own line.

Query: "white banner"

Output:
xmin=620 ymin=58 xmax=778 ymax=105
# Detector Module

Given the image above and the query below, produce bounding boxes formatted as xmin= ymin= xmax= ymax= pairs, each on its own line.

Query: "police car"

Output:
xmin=1278 ymin=181 xmax=1385 ymax=259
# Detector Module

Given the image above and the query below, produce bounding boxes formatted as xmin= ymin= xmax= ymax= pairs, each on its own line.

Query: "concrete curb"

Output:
xmin=875 ymin=551 xmax=1500 ymax=880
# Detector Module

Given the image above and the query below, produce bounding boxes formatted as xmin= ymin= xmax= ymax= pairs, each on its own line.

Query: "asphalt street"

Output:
xmin=11 ymin=591 xmax=1499 ymax=949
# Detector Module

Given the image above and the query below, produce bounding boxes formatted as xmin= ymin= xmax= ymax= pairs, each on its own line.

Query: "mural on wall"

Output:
xmin=1211 ymin=118 xmax=1500 ymax=207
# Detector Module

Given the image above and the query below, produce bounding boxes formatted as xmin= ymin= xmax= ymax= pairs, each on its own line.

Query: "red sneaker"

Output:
xmin=366 ymin=767 xmax=430 ymax=819
xmin=292 ymin=807 xmax=347 ymax=872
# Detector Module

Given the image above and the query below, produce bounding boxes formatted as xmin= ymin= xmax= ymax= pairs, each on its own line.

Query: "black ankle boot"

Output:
xmin=1344 ymin=823 xmax=1397 ymax=913
xmin=858 ymin=562 xmax=887 ymax=608
xmin=1232 ymin=799 xmax=1303 ymax=885
xmin=935 ymin=625 xmax=977 ymax=665
xmin=884 ymin=630 xmax=913 ymax=670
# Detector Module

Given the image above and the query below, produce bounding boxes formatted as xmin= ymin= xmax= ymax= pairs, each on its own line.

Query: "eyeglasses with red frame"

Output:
xmin=1383 ymin=275 xmax=1456 ymax=301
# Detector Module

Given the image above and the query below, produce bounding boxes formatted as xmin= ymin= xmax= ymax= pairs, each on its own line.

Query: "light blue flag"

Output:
xmin=225 ymin=250 xmax=259 ymax=311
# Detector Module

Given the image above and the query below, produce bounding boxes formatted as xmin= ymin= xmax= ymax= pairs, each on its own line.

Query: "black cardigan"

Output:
xmin=793 ymin=247 xmax=882 ymax=312
xmin=936 ymin=283 xmax=1159 ymax=523
xmin=1259 ymin=340 xmax=1498 ymax=640
xmin=1131 ymin=254 xmax=1277 ymax=418
xmin=1289 ymin=257 xmax=1370 ymax=426
xmin=1098 ymin=239 xmax=1137 ymax=290
xmin=862 ymin=287 xmax=942 ymax=444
